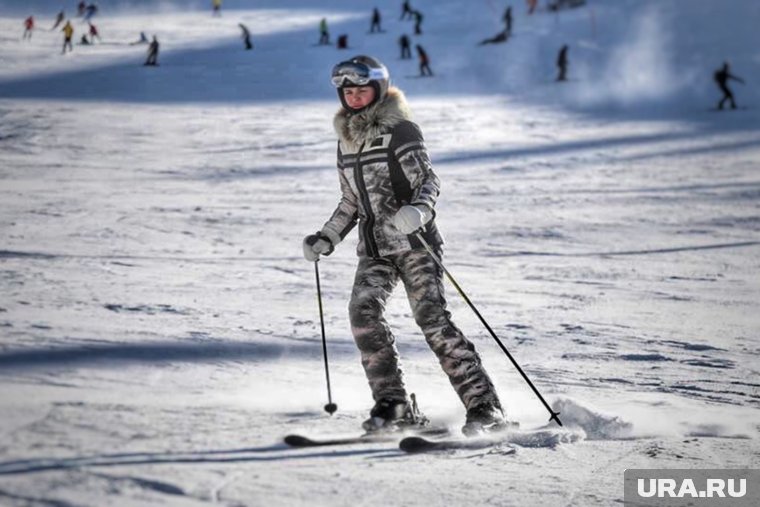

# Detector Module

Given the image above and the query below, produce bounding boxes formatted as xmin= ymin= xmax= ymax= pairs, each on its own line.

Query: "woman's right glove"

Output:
xmin=302 ymin=232 xmax=334 ymax=261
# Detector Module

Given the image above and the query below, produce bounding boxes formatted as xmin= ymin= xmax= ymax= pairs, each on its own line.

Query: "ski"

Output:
xmin=284 ymin=426 xmax=450 ymax=448
xmin=400 ymin=435 xmax=513 ymax=453
xmin=399 ymin=427 xmax=581 ymax=453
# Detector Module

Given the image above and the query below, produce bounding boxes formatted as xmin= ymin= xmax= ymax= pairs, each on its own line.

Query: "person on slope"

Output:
xmin=714 ymin=62 xmax=745 ymax=110
xmin=318 ymin=18 xmax=330 ymax=45
xmin=88 ymin=22 xmax=101 ymax=43
xmin=416 ymin=45 xmax=433 ymax=76
xmin=145 ymin=35 xmax=159 ymax=66
xmin=556 ymin=44 xmax=569 ymax=82
xmin=400 ymin=0 xmax=413 ymax=21
xmin=503 ymin=6 xmax=513 ymax=34
xmin=302 ymin=56 xmax=508 ymax=436
xmin=399 ymin=34 xmax=412 ymax=59
xmin=61 ymin=20 xmax=74 ymax=54
xmin=370 ymin=8 xmax=383 ymax=33
xmin=52 ymin=10 xmax=65 ymax=30
xmin=23 ymin=15 xmax=34 ymax=40
xmin=239 ymin=23 xmax=253 ymax=50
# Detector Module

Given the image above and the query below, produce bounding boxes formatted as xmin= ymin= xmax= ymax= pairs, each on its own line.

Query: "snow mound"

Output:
xmin=552 ymin=398 xmax=634 ymax=440
xmin=508 ymin=428 xmax=584 ymax=448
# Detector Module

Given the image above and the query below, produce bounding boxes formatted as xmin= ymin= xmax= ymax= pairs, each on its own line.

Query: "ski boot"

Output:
xmin=362 ymin=393 xmax=429 ymax=433
xmin=461 ymin=403 xmax=515 ymax=437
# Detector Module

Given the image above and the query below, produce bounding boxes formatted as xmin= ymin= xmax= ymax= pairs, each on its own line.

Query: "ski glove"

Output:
xmin=392 ymin=205 xmax=433 ymax=234
xmin=302 ymin=232 xmax=334 ymax=262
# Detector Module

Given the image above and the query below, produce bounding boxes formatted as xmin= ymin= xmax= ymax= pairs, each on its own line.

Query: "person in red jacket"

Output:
xmin=416 ymin=45 xmax=433 ymax=76
xmin=23 ymin=16 xmax=34 ymax=40
xmin=88 ymin=22 xmax=101 ymax=43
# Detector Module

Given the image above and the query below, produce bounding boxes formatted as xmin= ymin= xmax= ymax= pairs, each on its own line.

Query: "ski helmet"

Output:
xmin=331 ymin=55 xmax=390 ymax=112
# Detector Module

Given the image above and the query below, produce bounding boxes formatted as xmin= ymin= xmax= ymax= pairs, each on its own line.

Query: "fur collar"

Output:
xmin=333 ymin=87 xmax=411 ymax=153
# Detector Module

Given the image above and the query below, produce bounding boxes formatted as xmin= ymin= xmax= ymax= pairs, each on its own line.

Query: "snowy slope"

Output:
xmin=1 ymin=0 xmax=759 ymax=506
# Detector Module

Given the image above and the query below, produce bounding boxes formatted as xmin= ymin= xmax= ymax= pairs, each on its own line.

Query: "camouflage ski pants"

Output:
xmin=349 ymin=248 xmax=502 ymax=411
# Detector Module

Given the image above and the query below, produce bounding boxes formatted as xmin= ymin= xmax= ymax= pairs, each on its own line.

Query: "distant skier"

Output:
xmin=144 ymin=35 xmax=159 ymax=66
xmin=556 ymin=44 xmax=568 ymax=82
xmin=370 ymin=8 xmax=383 ymax=33
xmin=212 ymin=0 xmax=222 ymax=17
xmin=130 ymin=32 xmax=149 ymax=45
xmin=337 ymin=34 xmax=349 ymax=50
xmin=304 ymin=54 xmax=508 ymax=436
xmin=714 ymin=62 xmax=745 ymax=110
xmin=399 ymin=34 xmax=412 ymax=59
xmin=527 ymin=0 xmax=538 ymax=15
xmin=412 ymin=10 xmax=423 ymax=35
xmin=478 ymin=28 xmax=509 ymax=46
xmin=80 ymin=34 xmax=90 ymax=45
xmin=23 ymin=16 xmax=34 ymax=40
xmin=88 ymin=23 xmax=101 ymax=43
xmin=239 ymin=23 xmax=253 ymax=50
xmin=61 ymin=20 xmax=74 ymax=54
xmin=318 ymin=18 xmax=330 ymax=45
xmin=503 ymin=6 xmax=513 ymax=34
xmin=400 ymin=0 xmax=413 ymax=20
xmin=83 ymin=3 xmax=98 ymax=22
xmin=52 ymin=10 xmax=65 ymax=30
xmin=77 ymin=1 xmax=86 ymax=17
xmin=416 ymin=44 xmax=432 ymax=76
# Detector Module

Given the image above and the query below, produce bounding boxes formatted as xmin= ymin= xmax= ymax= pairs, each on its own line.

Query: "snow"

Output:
xmin=1 ymin=0 xmax=759 ymax=505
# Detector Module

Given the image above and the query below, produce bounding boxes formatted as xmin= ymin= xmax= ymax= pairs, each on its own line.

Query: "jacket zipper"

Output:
xmin=353 ymin=143 xmax=380 ymax=258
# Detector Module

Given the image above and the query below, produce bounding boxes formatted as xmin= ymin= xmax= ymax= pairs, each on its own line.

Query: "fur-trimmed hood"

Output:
xmin=333 ymin=87 xmax=412 ymax=153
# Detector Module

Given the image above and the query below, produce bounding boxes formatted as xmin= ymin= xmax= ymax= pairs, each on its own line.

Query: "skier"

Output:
xmin=212 ymin=0 xmax=222 ymax=17
xmin=52 ymin=10 xmax=65 ymax=30
xmin=400 ymin=0 xmax=413 ymax=21
xmin=416 ymin=45 xmax=433 ymax=76
xmin=527 ymin=0 xmax=538 ymax=15
xmin=714 ymin=62 xmax=745 ymax=110
xmin=337 ymin=34 xmax=349 ymax=50
xmin=88 ymin=22 xmax=101 ymax=43
xmin=399 ymin=34 xmax=412 ymax=59
xmin=370 ymin=8 xmax=382 ymax=33
xmin=80 ymin=34 xmax=90 ymax=45
xmin=412 ymin=10 xmax=423 ymax=35
xmin=61 ymin=20 xmax=74 ymax=54
xmin=303 ymin=55 xmax=507 ymax=436
xmin=83 ymin=3 xmax=98 ymax=22
xmin=77 ymin=1 xmax=86 ymax=17
xmin=144 ymin=35 xmax=159 ymax=66
xmin=556 ymin=44 xmax=568 ymax=82
xmin=318 ymin=18 xmax=330 ymax=45
xmin=239 ymin=23 xmax=253 ymax=50
xmin=503 ymin=6 xmax=513 ymax=34
xmin=23 ymin=16 xmax=34 ymax=40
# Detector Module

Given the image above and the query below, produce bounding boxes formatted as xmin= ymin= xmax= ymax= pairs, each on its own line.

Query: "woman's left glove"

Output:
xmin=392 ymin=205 xmax=432 ymax=234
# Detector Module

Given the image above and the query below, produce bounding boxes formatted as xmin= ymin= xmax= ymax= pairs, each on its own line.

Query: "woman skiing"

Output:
xmin=302 ymin=55 xmax=506 ymax=436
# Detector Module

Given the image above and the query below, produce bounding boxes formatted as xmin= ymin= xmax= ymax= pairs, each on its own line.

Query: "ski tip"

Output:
xmin=284 ymin=435 xmax=313 ymax=447
xmin=399 ymin=436 xmax=431 ymax=453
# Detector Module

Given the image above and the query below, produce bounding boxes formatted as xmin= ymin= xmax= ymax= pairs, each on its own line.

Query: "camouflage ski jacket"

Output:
xmin=321 ymin=87 xmax=444 ymax=258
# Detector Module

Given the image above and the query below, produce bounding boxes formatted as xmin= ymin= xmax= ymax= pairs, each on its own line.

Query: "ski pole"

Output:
xmin=314 ymin=260 xmax=338 ymax=415
xmin=414 ymin=232 xmax=562 ymax=426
